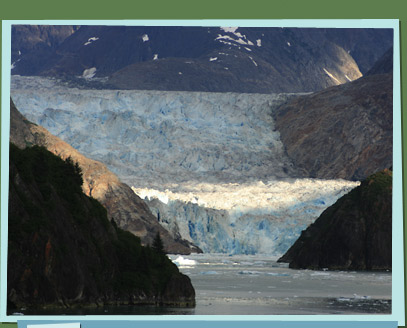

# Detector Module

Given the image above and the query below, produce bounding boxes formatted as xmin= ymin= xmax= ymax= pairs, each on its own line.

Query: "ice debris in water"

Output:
xmin=172 ymin=256 xmax=197 ymax=268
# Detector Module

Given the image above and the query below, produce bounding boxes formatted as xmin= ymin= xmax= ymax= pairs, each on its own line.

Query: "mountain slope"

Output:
xmin=11 ymin=25 xmax=393 ymax=93
xmin=365 ymin=47 xmax=393 ymax=76
xmin=10 ymin=99 xmax=199 ymax=254
xmin=11 ymin=25 xmax=79 ymax=75
xmin=278 ymin=169 xmax=392 ymax=270
xmin=273 ymin=73 xmax=392 ymax=181
xmin=8 ymin=143 xmax=195 ymax=312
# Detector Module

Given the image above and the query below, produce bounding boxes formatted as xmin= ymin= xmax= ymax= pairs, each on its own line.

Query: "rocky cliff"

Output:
xmin=273 ymin=73 xmax=392 ymax=181
xmin=8 ymin=143 xmax=195 ymax=312
xmin=10 ymin=99 xmax=199 ymax=254
xmin=278 ymin=169 xmax=392 ymax=270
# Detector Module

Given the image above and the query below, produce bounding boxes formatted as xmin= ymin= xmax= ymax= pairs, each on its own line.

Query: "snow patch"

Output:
xmin=11 ymin=58 xmax=21 ymax=70
xmin=220 ymin=27 xmax=239 ymax=33
xmin=82 ymin=67 xmax=97 ymax=79
xmin=84 ymin=37 xmax=99 ymax=46
xmin=345 ymin=74 xmax=353 ymax=82
xmin=217 ymin=39 xmax=234 ymax=47
xmin=249 ymin=56 xmax=258 ymax=67
xmin=142 ymin=34 xmax=149 ymax=42
xmin=244 ymin=47 xmax=252 ymax=52
xmin=323 ymin=68 xmax=341 ymax=84
xmin=215 ymin=34 xmax=253 ymax=46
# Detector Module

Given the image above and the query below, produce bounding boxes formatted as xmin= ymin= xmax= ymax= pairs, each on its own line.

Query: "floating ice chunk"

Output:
xmin=244 ymin=47 xmax=252 ymax=52
xmin=337 ymin=297 xmax=351 ymax=302
xmin=84 ymin=37 xmax=99 ymax=46
xmin=82 ymin=67 xmax=97 ymax=79
xmin=209 ymin=57 xmax=218 ymax=61
xmin=142 ymin=34 xmax=149 ymax=42
xmin=353 ymin=294 xmax=371 ymax=299
xmin=256 ymin=39 xmax=262 ymax=47
xmin=172 ymin=256 xmax=197 ymax=267
xmin=287 ymin=42 xmax=291 ymax=47
xmin=311 ymin=271 xmax=330 ymax=276
xmin=153 ymin=54 xmax=158 ymax=60
xmin=266 ymin=272 xmax=290 ymax=277
xmin=200 ymin=271 xmax=219 ymax=275
xmin=18 ymin=50 xmax=21 ymax=56
xmin=178 ymin=72 xmax=183 ymax=75
xmin=238 ymin=270 xmax=261 ymax=275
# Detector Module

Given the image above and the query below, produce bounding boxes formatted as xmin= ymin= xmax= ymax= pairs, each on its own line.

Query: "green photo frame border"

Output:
xmin=0 ymin=0 xmax=406 ymax=327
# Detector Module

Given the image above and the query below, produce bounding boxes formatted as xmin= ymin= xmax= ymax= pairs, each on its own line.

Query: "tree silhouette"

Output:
xmin=152 ymin=232 xmax=165 ymax=254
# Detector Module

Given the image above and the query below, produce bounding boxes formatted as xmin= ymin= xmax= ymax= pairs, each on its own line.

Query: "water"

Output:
xmin=169 ymin=253 xmax=392 ymax=315
xmin=11 ymin=254 xmax=391 ymax=316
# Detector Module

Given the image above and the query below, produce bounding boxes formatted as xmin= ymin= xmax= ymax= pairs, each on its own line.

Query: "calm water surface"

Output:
xmin=13 ymin=254 xmax=391 ymax=316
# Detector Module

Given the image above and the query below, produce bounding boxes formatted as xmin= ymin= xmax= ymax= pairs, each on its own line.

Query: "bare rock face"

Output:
xmin=10 ymin=99 xmax=198 ymax=254
xmin=278 ymin=169 xmax=392 ymax=270
xmin=11 ymin=25 xmax=79 ymax=76
xmin=273 ymin=73 xmax=392 ymax=181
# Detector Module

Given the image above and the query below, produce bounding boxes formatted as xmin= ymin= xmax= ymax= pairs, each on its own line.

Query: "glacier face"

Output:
xmin=134 ymin=180 xmax=359 ymax=255
xmin=11 ymin=76 xmax=360 ymax=255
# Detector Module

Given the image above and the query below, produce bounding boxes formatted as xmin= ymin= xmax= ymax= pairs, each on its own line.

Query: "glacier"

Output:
xmin=10 ymin=76 xmax=360 ymax=256
xmin=134 ymin=180 xmax=358 ymax=255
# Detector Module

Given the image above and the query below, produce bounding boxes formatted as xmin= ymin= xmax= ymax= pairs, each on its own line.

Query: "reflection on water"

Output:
xmin=17 ymin=305 xmax=195 ymax=316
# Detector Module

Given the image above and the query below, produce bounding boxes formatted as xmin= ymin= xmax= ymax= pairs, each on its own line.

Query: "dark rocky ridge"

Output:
xmin=10 ymin=99 xmax=200 ymax=254
xmin=365 ymin=47 xmax=393 ymax=76
xmin=278 ymin=169 xmax=392 ymax=271
xmin=11 ymin=25 xmax=393 ymax=93
xmin=273 ymin=73 xmax=392 ymax=181
xmin=8 ymin=143 xmax=195 ymax=312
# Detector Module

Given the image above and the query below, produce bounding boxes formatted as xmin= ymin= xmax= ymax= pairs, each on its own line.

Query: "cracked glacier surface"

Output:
xmin=11 ymin=76 xmax=359 ymax=255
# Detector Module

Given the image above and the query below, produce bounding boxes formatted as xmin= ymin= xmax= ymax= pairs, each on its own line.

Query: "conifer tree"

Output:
xmin=152 ymin=232 xmax=165 ymax=254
